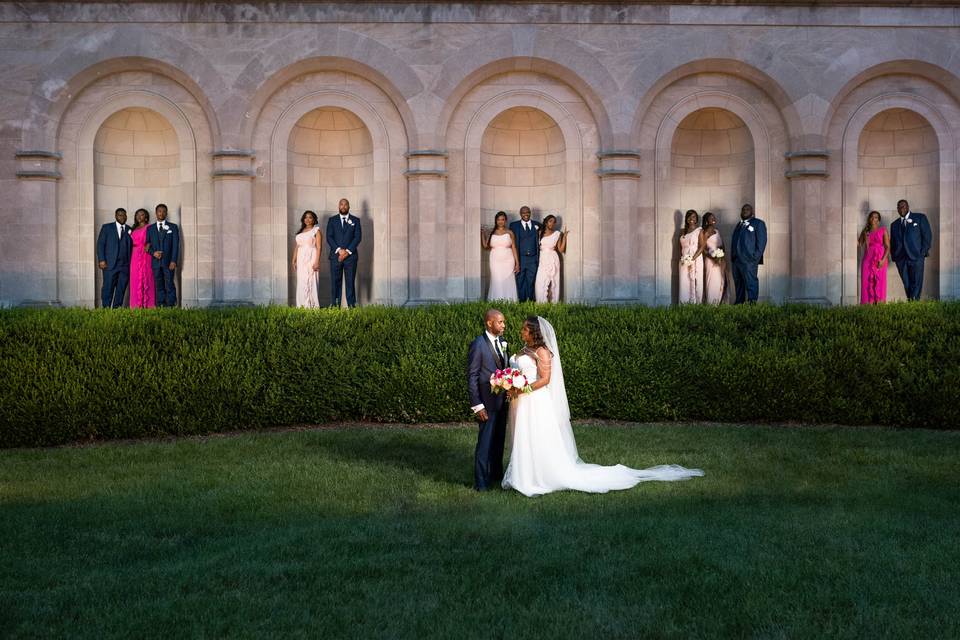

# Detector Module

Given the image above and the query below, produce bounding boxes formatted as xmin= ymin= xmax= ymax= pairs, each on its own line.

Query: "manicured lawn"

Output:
xmin=2 ymin=423 xmax=958 ymax=639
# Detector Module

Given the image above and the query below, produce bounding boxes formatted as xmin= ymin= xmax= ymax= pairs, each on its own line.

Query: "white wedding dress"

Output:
xmin=502 ymin=318 xmax=704 ymax=497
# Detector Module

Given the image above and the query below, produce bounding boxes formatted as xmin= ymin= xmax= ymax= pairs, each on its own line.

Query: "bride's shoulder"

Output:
xmin=532 ymin=346 xmax=552 ymax=361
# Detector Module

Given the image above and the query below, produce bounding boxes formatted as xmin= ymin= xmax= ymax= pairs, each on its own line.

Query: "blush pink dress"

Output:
xmin=678 ymin=228 xmax=703 ymax=305
xmin=860 ymin=227 xmax=887 ymax=304
xmin=129 ymin=226 xmax=155 ymax=309
xmin=487 ymin=232 xmax=518 ymax=301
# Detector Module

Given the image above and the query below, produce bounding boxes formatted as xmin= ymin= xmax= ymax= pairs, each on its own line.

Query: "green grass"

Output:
xmin=2 ymin=423 xmax=959 ymax=639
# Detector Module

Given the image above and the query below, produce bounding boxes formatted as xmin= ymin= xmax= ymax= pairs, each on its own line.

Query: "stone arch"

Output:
xmin=447 ymin=81 xmax=599 ymax=302
xmin=637 ymin=77 xmax=791 ymax=305
xmin=632 ymin=59 xmax=803 ymax=146
xmin=25 ymin=43 xmax=223 ymax=151
xmin=56 ymin=80 xmax=215 ymax=307
xmin=236 ymin=52 xmax=420 ymax=148
xmin=435 ymin=53 xmax=615 ymax=150
xmin=831 ymin=92 xmax=957 ymax=303
xmin=250 ymin=73 xmax=409 ymax=305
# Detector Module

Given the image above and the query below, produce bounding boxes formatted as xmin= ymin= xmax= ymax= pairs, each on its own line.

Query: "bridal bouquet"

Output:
xmin=490 ymin=368 xmax=532 ymax=394
xmin=710 ymin=248 xmax=725 ymax=259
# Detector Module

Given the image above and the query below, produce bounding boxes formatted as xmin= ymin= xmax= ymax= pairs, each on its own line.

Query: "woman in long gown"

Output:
xmin=129 ymin=208 xmax=155 ymax=309
xmin=502 ymin=316 xmax=703 ymax=497
xmin=293 ymin=210 xmax=323 ymax=308
xmin=678 ymin=209 xmax=706 ymax=305
xmin=702 ymin=211 xmax=726 ymax=304
xmin=481 ymin=211 xmax=519 ymax=301
xmin=534 ymin=215 xmax=569 ymax=303
xmin=858 ymin=210 xmax=889 ymax=304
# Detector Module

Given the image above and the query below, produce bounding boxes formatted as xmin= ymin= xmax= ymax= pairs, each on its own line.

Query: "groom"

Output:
xmin=466 ymin=309 xmax=509 ymax=491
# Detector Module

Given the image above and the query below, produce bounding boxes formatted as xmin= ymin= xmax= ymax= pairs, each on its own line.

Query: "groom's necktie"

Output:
xmin=494 ymin=339 xmax=504 ymax=368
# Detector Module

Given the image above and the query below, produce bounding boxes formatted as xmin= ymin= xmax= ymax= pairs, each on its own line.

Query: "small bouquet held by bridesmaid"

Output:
xmin=710 ymin=248 xmax=725 ymax=259
xmin=680 ymin=255 xmax=695 ymax=268
xmin=490 ymin=368 xmax=532 ymax=395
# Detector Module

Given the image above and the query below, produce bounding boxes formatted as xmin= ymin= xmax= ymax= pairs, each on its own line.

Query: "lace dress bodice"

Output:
xmin=512 ymin=352 xmax=539 ymax=384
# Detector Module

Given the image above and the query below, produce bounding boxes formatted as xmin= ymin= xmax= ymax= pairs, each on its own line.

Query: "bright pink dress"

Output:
xmin=860 ymin=227 xmax=887 ymax=304
xmin=129 ymin=226 xmax=156 ymax=309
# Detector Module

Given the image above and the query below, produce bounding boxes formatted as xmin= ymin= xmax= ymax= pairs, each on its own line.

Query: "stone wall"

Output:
xmin=3 ymin=1 xmax=960 ymax=306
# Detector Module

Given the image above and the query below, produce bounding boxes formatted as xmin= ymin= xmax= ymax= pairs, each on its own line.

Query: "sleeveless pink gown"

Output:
xmin=129 ymin=226 xmax=155 ymax=309
xmin=860 ymin=227 xmax=887 ymax=304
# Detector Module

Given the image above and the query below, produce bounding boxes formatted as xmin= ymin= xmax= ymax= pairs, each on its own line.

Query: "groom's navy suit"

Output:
xmin=890 ymin=212 xmax=932 ymax=301
xmin=467 ymin=333 xmax=509 ymax=490
xmin=509 ymin=219 xmax=540 ymax=302
xmin=146 ymin=221 xmax=180 ymax=307
xmin=326 ymin=214 xmax=362 ymax=307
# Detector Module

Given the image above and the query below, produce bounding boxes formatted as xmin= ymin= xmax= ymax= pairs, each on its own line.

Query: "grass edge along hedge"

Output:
xmin=1 ymin=302 xmax=958 ymax=447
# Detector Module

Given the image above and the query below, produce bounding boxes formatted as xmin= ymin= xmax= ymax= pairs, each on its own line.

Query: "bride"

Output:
xmin=502 ymin=316 xmax=704 ymax=496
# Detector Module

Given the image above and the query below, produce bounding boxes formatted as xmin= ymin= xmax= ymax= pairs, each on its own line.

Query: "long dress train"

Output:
xmin=502 ymin=317 xmax=703 ymax=497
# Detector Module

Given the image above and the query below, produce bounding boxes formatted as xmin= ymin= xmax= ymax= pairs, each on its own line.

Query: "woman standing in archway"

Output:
xmin=293 ymin=210 xmax=322 ymax=308
xmin=482 ymin=211 xmax=519 ymax=301
xmin=702 ymin=212 xmax=726 ymax=304
xmin=859 ymin=210 xmax=889 ymax=304
xmin=678 ymin=209 xmax=705 ymax=304
xmin=129 ymin=208 xmax=156 ymax=309
xmin=535 ymin=215 xmax=568 ymax=303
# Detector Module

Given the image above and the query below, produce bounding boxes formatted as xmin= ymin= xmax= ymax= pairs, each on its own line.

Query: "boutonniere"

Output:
xmin=747 ymin=225 xmax=754 ymax=232
xmin=126 ymin=228 xmax=131 ymax=234
xmin=347 ymin=219 xmax=355 ymax=226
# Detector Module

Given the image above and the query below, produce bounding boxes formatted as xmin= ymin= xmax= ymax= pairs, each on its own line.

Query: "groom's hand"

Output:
xmin=476 ymin=409 xmax=489 ymax=422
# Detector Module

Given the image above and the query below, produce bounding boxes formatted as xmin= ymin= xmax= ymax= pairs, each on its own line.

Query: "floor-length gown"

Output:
xmin=502 ymin=352 xmax=703 ymax=496
xmin=534 ymin=232 xmax=561 ymax=303
xmin=860 ymin=226 xmax=887 ymax=304
xmin=295 ymin=226 xmax=321 ymax=308
xmin=703 ymin=230 xmax=726 ymax=304
xmin=678 ymin=228 xmax=703 ymax=305
xmin=129 ymin=226 xmax=155 ymax=309
xmin=487 ymin=232 xmax=518 ymax=301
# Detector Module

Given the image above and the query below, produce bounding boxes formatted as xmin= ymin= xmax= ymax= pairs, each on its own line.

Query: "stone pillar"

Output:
xmin=212 ymin=150 xmax=255 ymax=304
xmin=785 ymin=150 xmax=831 ymax=305
xmin=12 ymin=150 xmax=62 ymax=305
xmin=405 ymin=150 xmax=449 ymax=304
xmin=597 ymin=150 xmax=642 ymax=303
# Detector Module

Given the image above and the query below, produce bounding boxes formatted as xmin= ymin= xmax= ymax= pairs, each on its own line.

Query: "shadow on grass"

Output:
xmin=305 ymin=428 xmax=478 ymax=488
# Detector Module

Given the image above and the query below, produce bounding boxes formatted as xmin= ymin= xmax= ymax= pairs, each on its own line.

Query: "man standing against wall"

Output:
xmin=730 ymin=203 xmax=767 ymax=304
xmin=326 ymin=198 xmax=362 ymax=308
xmin=889 ymin=199 xmax=932 ymax=301
xmin=509 ymin=205 xmax=540 ymax=302
xmin=147 ymin=203 xmax=180 ymax=307
xmin=97 ymin=208 xmax=133 ymax=308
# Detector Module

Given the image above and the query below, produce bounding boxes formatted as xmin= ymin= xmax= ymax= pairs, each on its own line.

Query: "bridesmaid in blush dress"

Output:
xmin=293 ymin=210 xmax=323 ymax=308
xmin=129 ymin=208 xmax=156 ymax=309
xmin=534 ymin=215 xmax=569 ymax=303
xmin=678 ymin=209 xmax=706 ymax=304
xmin=859 ymin=210 xmax=890 ymax=304
xmin=702 ymin=211 xmax=727 ymax=304
xmin=481 ymin=211 xmax=520 ymax=301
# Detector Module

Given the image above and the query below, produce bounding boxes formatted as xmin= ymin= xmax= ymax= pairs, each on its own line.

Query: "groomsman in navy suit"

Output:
xmin=96 ymin=208 xmax=133 ymax=308
xmin=466 ymin=309 xmax=509 ymax=490
xmin=730 ymin=203 xmax=767 ymax=304
xmin=146 ymin=203 xmax=180 ymax=307
xmin=509 ymin=205 xmax=540 ymax=302
xmin=890 ymin=199 xmax=932 ymax=301
xmin=325 ymin=198 xmax=362 ymax=307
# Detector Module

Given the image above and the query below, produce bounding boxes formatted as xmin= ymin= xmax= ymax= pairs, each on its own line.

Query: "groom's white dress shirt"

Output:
xmin=471 ymin=331 xmax=503 ymax=414
xmin=336 ymin=214 xmax=352 ymax=255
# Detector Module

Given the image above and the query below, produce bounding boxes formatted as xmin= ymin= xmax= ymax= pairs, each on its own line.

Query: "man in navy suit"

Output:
xmin=466 ymin=309 xmax=509 ymax=490
xmin=146 ymin=203 xmax=180 ymax=307
xmin=890 ymin=199 xmax=932 ymax=301
xmin=730 ymin=203 xmax=767 ymax=304
xmin=325 ymin=198 xmax=362 ymax=307
xmin=508 ymin=205 xmax=540 ymax=302
xmin=96 ymin=207 xmax=133 ymax=308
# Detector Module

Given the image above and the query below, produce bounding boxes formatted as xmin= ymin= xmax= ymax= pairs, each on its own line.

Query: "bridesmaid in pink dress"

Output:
xmin=129 ymin=208 xmax=156 ymax=309
xmin=859 ymin=210 xmax=890 ymax=304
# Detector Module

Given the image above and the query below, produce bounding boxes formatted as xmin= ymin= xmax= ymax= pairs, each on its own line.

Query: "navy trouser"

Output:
xmin=474 ymin=405 xmax=507 ymax=490
xmin=515 ymin=257 xmax=538 ymax=302
xmin=330 ymin=257 xmax=358 ymax=307
xmin=895 ymin=259 xmax=924 ymax=301
xmin=153 ymin=265 xmax=177 ymax=307
xmin=732 ymin=260 xmax=759 ymax=304
xmin=101 ymin=265 xmax=129 ymax=308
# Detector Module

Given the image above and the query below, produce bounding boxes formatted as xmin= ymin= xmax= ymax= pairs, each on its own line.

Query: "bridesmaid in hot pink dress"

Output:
xmin=129 ymin=208 xmax=156 ymax=309
xmin=859 ymin=210 xmax=890 ymax=304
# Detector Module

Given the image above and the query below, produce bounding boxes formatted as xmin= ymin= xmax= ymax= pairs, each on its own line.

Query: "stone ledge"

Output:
xmin=406 ymin=149 xmax=449 ymax=158
xmin=212 ymin=150 xmax=256 ymax=158
xmin=404 ymin=169 xmax=448 ymax=178
xmin=16 ymin=170 xmax=61 ymax=180
xmin=597 ymin=150 xmax=642 ymax=159
xmin=211 ymin=169 xmax=256 ymax=178
xmin=15 ymin=150 xmax=62 ymax=160
xmin=785 ymin=169 xmax=829 ymax=179
xmin=785 ymin=150 xmax=830 ymax=159
xmin=596 ymin=169 xmax=642 ymax=178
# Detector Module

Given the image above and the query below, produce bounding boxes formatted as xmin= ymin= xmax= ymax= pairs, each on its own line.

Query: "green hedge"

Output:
xmin=1 ymin=302 xmax=958 ymax=447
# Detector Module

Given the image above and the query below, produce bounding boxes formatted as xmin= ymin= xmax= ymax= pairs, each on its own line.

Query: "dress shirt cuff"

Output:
xmin=345 ymin=250 xmax=352 ymax=255
xmin=471 ymin=404 xmax=485 ymax=413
